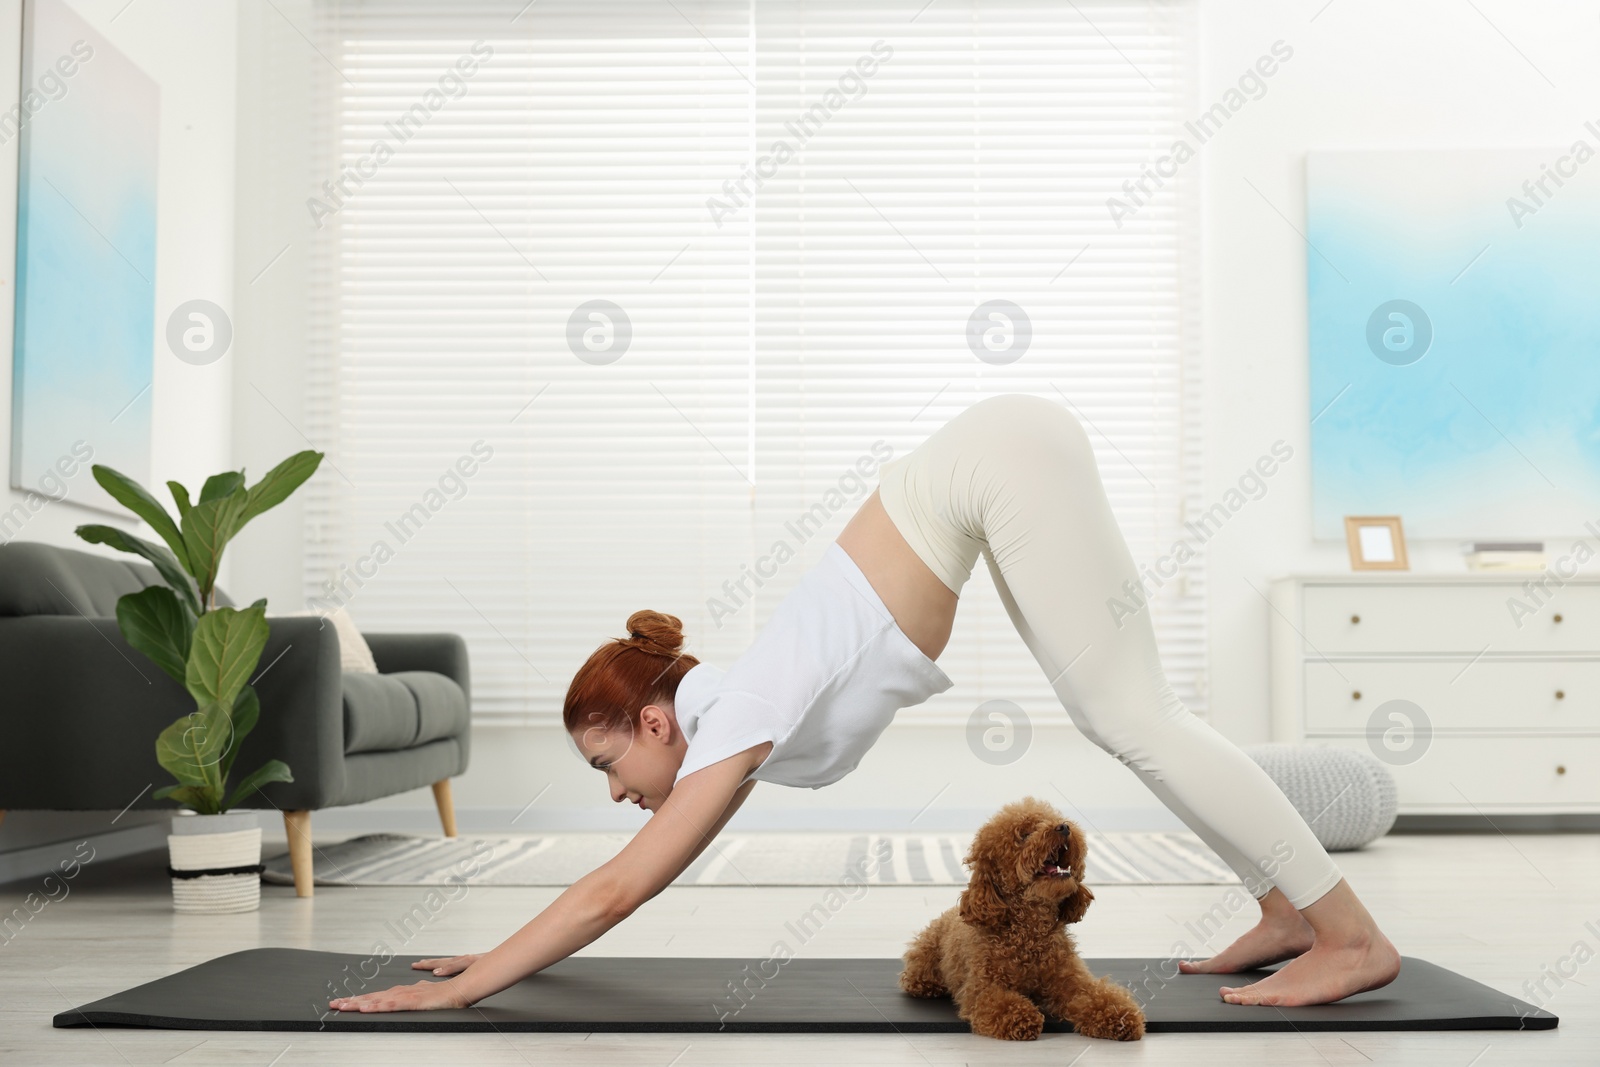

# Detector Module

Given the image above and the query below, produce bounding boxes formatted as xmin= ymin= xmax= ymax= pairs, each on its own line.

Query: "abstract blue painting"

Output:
xmin=1306 ymin=149 xmax=1600 ymax=539
xmin=9 ymin=0 xmax=158 ymax=514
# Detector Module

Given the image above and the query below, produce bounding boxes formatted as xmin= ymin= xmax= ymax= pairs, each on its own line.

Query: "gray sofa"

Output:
xmin=0 ymin=541 xmax=471 ymax=896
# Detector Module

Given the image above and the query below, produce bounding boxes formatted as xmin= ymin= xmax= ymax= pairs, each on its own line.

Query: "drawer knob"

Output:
xmin=1352 ymin=690 xmax=1362 ymax=701
xmin=1350 ymin=614 xmax=1361 ymax=624
xmin=1554 ymin=613 xmax=1564 ymax=623
xmin=1557 ymin=765 xmax=1567 ymax=775
xmin=1556 ymin=690 xmax=1566 ymax=700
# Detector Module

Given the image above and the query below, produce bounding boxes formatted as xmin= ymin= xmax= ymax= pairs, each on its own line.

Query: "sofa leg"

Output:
xmin=431 ymin=779 xmax=458 ymax=838
xmin=0 ymin=810 xmax=6 ymax=831
xmin=283 ymin=810 xmax=314 ymax=898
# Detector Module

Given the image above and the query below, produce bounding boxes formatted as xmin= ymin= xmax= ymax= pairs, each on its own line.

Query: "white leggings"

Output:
xmin=877 ymin=393 xmax=1343 ymax=910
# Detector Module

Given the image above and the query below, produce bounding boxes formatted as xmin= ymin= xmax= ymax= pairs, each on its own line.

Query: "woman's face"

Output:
xmin=570 ymin=702 xmax=685 ymax=813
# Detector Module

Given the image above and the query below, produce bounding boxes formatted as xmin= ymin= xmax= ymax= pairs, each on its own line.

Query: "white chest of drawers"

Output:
xmin=1268 ymin=574 xmax=1600 ymax=814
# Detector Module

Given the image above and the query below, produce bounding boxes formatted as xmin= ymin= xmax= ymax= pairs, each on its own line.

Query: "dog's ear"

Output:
xmin=959 ymin=865 xmax=1006 ymax=929
xmin=1059 ymin=883 xmax=1094 ymax=925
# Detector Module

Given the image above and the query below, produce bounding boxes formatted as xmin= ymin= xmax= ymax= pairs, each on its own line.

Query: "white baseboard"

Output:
xmin=0 ymin=805 xmax=1187 ymax=884
xmin=259 ymin=804 xmax=1188 ymax=844
xmin=0 ymin=822 xmax=167 ymax=888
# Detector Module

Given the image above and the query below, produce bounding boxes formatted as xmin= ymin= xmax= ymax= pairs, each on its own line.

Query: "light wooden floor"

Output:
xmin=3 ymin=831 xmax=1598 ymax=1065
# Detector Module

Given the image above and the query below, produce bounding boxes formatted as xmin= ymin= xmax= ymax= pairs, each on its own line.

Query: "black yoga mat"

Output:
xmin=54 ymin=948 xmax=1556 ymax=1034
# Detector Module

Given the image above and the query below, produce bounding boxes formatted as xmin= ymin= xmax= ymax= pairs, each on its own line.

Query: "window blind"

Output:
xmin=301 ymin=0 xmax=1205 ymax=727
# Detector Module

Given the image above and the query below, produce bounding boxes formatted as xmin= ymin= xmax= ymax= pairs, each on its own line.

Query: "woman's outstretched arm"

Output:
xmin=326 ymin=753 xmax=760 ymax=1013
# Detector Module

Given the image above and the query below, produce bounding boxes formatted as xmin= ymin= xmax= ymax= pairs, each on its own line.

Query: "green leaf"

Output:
xmin=168 ymin=480 xmax=193 ymax=522
xmin=155 ymin=701 xmax=232 ymax=792
xmin=199 ymin=470 xmax=245 ymax=504
xmin=75 ymin=525 xmax=202 ymax=618
xmin=114 ymin=586 xmax=194 ymax=685
xmin=219 ymin=684 xmax=260 ymax=783
xmin=239 ymin=450 xmax=324 ymax=526
xmin=153 ymin=783 xmax=222 ymax=815
xmin=223 ymin=759 xmax=293 ymax=812
xmin=180 ymin=492 xmax=251 ymax=602
xmin=89 ymin=464 xmax=191 ymax=574
xmin=186 ymin=603 xmax=270 ymax=712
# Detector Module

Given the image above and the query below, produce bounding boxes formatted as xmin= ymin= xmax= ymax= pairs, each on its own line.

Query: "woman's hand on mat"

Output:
xmin=328 ymin=977 xmax=474 ymax=1013
xmin=413 ymin=953 xmax=481 ymax=976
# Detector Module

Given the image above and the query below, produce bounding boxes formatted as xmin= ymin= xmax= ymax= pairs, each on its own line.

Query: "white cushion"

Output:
xmin=1244 ymin=743 xmax=1398 ymax=851
xmin=280 ymin=605 xmax=379 ymax=673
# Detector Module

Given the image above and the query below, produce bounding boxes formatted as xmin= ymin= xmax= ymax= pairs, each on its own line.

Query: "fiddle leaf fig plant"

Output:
xmin=74 ymin=450 xmax=324 ymax=815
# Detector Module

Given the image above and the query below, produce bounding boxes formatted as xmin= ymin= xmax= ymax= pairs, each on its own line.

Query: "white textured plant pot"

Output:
xmin=168 ymin=811 xmax=262 ymax=913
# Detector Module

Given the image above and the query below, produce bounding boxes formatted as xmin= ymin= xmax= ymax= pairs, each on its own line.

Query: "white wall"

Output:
xmin=0 ymin=0 xmax=238 ymax=859
xmin=7 ymin=0 xmax=1587 ymax=845
xmin=226 ymin=0 xmax=313 ymax=615
xmin=240 ymin=0 xmax=1600 ymax=836
xmin=1197 ymin=0 xmax=1600 ymax=746
xmin=0 ymin=0 xmax=237 ymax=558
xmin=346 ymin=0 xmax=1600 ymax=831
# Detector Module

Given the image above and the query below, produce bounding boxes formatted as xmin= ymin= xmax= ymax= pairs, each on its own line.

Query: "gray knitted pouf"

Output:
xmin=1244 ymin=743 xmax=1398 ymax=851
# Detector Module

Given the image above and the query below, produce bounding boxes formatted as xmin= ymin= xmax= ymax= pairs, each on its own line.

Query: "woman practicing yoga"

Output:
xmin=329 ymin=392 xmax=1400 ymax=1015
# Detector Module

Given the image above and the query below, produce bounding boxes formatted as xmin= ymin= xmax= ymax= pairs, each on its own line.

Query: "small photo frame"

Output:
xmin=1344 ymin=515 xmax=1409 ymax=571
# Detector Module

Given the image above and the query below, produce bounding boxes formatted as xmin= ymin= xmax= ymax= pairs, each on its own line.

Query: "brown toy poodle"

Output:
xmin=899 ymin=796 xmax=1146 ymax=1041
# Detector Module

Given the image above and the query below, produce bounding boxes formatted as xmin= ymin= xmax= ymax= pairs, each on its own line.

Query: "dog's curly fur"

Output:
xmin=899 ymin=796 xmax=1146 ymax=1041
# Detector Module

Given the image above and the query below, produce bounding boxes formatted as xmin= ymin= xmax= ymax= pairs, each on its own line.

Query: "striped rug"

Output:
xmin=262 ymin=831 xmax=1237 ymax=888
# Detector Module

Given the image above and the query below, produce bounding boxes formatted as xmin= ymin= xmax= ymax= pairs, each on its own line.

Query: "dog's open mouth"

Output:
xmin=1039 ymin=845 xmax=1074 ymax=878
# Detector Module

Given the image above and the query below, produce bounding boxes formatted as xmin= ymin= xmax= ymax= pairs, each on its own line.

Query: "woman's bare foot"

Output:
xmin=1216 ymin=879 xmax=1402 ymax=1007
xmin=1219 ymin=933 xmax=1400 ymax=1007
xmin=1177 ymin=887 xmax=1314 ymax=974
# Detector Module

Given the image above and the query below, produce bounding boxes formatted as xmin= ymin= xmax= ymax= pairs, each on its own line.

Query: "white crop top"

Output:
xmin=672 ymin=541 xmax=954 ymax=790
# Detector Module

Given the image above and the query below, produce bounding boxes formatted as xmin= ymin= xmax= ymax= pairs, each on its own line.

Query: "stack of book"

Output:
xmin=1461 ymin=541 xmax=1546 ymax=570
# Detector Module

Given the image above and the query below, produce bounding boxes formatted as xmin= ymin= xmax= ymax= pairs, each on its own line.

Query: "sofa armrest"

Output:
xmin=0 ymin=615 xmax=347 ymax=813
xmin=241 ymin=616 xmax=348 ymax=811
